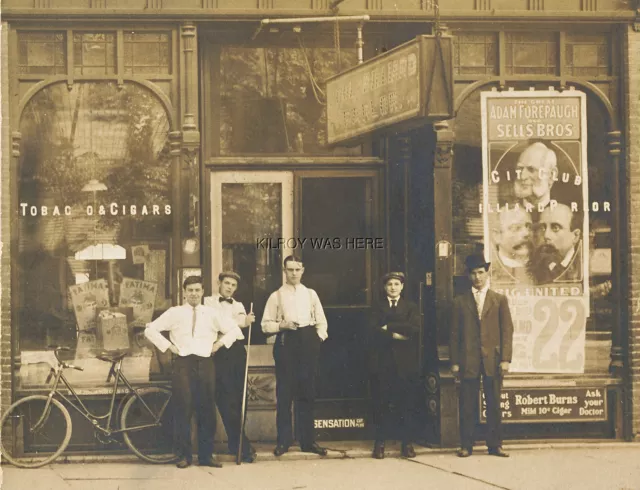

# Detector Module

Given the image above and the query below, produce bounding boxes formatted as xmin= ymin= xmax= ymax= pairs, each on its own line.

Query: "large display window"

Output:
xmin=14 ymin=28 xmax=178 ymax=388
xmin=450 ymin=28 xmax=617 ymax=377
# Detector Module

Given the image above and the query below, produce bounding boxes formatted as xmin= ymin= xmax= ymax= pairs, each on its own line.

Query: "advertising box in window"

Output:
xmin=481 ymin=88 xmax=589 ymax=373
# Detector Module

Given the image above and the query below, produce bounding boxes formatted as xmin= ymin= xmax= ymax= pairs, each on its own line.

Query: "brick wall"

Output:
xmin=625 ymin=23 xmax=640 ymax=439
xmin=1 ymin=21 xmax=13 ymax=414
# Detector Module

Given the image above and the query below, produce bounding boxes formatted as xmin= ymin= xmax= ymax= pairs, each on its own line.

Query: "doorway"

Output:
xmin=210 ymin=168 xmax=383 ymax=440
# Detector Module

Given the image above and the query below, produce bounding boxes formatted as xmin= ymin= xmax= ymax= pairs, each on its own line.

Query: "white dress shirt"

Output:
xmin=144 ymin=304 xmax=238 ymax=357
xmin=261 ymin=284 xmax=328 ymax=340
xmin=203 ymin=294 xmax=246 ymax=344
xmin=471 ymin=284 xmax=490 ymax=319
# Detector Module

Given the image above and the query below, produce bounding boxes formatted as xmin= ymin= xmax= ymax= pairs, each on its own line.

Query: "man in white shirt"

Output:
xmin=144 ymin=276 xmax=240 ymax=469
xmin=261 ymin=255 xmax=328 ymax=457
xmin=204 ymin=271 xmax=256 ymax=463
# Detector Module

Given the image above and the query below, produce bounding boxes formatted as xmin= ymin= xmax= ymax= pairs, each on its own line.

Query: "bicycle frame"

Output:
xmin=44 ymin=359 xmax=169 ymax=437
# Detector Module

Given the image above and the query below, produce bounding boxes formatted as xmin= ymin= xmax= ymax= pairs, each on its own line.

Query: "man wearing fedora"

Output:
xmin=450 ymin=254 xmax=513 ymax=458
xmin=368 ymin=272 xmax=421 ymax=460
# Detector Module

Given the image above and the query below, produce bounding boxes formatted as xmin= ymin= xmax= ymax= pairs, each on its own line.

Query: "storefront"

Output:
xmin=2 ymin=0 xmax=639 ymax=455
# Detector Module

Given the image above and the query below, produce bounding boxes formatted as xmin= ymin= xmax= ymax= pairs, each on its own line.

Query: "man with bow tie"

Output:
xmin=204 ymin=271 xmax=257 ymax=463
xmin=450 ymin=254 xmax=514 ymax=458
xmin=368 ymin=272 xmax=421 ymax=460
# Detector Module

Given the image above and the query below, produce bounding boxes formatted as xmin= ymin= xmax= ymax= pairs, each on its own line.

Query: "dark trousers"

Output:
xmin=215 ymin=342 xmax=252 ymax=456
xmin=370 ymin=366 xmax=420 ymax=443
xmin=459 ymin=371 xmax=503 ymax=451
xmin=273 ymin=326 xmax=321 ymax=448
xmin=172 ymin=355 xmax=217 ymax=461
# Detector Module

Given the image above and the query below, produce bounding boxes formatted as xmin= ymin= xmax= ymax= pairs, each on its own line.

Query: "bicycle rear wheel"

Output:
xmin=0 ymin=395 xmax=72 ymax=468
xmin=121 ymin=387 xmax=178 ymax=463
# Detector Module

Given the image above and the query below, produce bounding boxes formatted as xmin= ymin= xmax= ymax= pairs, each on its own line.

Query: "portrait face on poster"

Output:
xmin=487 ymin=139 xmax=584 ymax=287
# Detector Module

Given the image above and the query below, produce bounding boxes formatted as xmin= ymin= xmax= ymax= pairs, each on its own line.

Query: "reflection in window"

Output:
xmin=18 ymin=31 xmax=66 ymax=75
xmin=219 ymin=46 xmax=360 ymax=155
xmin=221 ymin=183 xmax=283 ymax=345
xmin=18 ymin=82 xmax=173 ymax=386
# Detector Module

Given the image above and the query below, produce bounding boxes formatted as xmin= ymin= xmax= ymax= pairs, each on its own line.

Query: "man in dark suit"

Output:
xmin=450 ymin=254 xmax=514 ymax=458
xmin=368 ymin=272 xmax=421 ymax=460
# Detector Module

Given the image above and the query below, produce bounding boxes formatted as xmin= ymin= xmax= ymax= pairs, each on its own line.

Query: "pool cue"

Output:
xmin=236 ymin=301 xmax=253 ymax=465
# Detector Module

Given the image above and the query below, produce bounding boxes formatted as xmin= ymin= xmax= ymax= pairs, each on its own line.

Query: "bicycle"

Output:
xmin=1 ymin=346 xmax=177 ymax=468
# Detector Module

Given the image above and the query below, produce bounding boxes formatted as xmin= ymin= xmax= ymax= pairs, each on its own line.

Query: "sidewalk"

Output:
xmin=2 ymin=442 xmax=640 ymax=490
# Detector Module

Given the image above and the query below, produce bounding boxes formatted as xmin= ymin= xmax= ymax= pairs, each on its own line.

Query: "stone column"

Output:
xmin=433 ymin=120 xmax=458 ymax=447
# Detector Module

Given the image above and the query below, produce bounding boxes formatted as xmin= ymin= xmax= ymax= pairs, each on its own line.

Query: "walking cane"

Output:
xmin=236 ymin=302 xmax=253 ymax=465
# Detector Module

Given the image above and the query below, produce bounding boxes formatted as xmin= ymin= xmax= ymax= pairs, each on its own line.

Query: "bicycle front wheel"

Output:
xmin=1 ymin=395 xmax=72 ymax=468
xmin=121 ymin=387 xmax=178 ymax=463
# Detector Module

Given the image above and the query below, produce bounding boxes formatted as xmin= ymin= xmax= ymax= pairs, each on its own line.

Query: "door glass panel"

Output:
xmin=301 ymin=177 xmax=371 ymax=307
xmin=212 ymin=172 xmax=293 ymax=345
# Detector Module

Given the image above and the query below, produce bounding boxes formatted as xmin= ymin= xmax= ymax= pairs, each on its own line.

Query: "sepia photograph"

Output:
xmin=1 ymin=0 xmax=639 ymax=489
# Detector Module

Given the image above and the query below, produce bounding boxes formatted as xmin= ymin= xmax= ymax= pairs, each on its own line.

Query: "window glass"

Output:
xmin=18 ymin=81 xmax=173 ymax=387
xmin=219 ymin=45 xmax=361 ymax=155
xmin=123 ymin=32 xmax=172 ymax=75
xmin=452 ymin=86 xmax=614 ymax=371
xmin=300 ymin=177 xmax=371 ymax=306
xmin=505 ymin=33 xmax=557 ymax=75
xmin=18 ymin=31 xmax=66 ymax=75
xmin=73 ymin=32 xmax=116 ymax=75
xmin=565 ymin=33 xmax=610 ymax=78
xmin=453 ymin=33 xmax=498 ymax=76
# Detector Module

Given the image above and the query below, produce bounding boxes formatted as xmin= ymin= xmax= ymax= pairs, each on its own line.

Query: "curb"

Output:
xmin=24 ymin=440 xmax=640 ymax=466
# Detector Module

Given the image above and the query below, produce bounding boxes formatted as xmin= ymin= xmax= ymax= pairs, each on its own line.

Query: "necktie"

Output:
xmin=474 ymin=291 xmax=482 ymax=319
xmin=192 ymin=306 xmax=197 ymax=336
xmin=391 ymin=299 xmax=397 ymax=309
xmin=219 ymin=296 xmax=233 ymax=304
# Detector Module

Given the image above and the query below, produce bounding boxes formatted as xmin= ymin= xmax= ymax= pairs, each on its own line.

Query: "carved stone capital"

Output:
xmin=169 ymin=131 xmax=182 ymax=157
xmin=11 ymin=132 xmax=22 ymax=158
xmin=607 ymin=130 xmax=622 ymax=156
xmin=434 ymin=121 xmax=454 ymax=168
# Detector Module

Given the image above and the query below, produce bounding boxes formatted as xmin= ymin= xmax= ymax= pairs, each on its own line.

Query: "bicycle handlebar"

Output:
xmin=48 ymin=346 xmax=83 ymax=371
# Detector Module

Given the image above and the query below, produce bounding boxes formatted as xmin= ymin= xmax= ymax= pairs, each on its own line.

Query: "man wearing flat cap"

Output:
xmin=368 ymin=272 xmax=421 ymax=460
xmin=204 ymin=271 xmax=257 ymax=463
xmin=450 ymin=254 xmax=513 ymax=458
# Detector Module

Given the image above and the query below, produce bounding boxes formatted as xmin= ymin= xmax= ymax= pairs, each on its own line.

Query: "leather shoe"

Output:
xmin=176 ymin=458 xmax=192 ymax=469
xmin=301 ymin=442 xmax=328 ymax=456
xmin=488 ymin=447 xmax=509 ymax=458
xmin=401 ymin=443 xmax=416 ymax=458
xmin=199 ymin=456 xmax=223 ymax=468
xmin=457 ymin=448 xmax=472 ymax=458
xmin=372 ymin=441 xmax=385 ymax=459
xmin=273 ymin=444 xmax=289 ymax=457
xmin=242 ymin=447 xmax=257 ymax=463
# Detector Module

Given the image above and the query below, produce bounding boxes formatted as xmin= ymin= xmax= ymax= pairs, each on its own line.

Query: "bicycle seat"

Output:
xmin=96 ymin=352 xmax=128 ymax=363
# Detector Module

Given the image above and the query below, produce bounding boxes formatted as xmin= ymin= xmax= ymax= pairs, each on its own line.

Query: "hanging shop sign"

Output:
xmin=480 ymin=88 xmax=590 ymax=374
xmin=480 ymin=387 xmax=607 ymax=424
xmin=326 ymin=34 xmax=453 ymax=146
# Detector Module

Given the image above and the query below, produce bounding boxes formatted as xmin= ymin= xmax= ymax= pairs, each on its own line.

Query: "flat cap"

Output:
xmin=381 ymin=271 xmax=405 ymax=284
xmin=218 ymin=271 xmax=241 ymax=282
